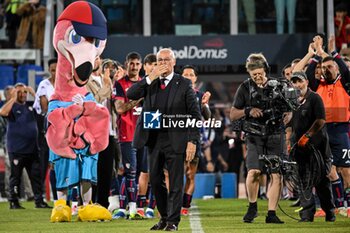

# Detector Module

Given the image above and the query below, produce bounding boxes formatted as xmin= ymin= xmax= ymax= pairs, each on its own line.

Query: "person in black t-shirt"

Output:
xmin=230 ymin=53 xmax=284 ymax=224
xmin=287 ymin=71 xmax=335 ymax=222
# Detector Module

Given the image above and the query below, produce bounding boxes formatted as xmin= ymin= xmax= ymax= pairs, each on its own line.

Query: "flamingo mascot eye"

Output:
xmin=69 ymin=30 xmax=82 ymax=44
xmin=94 ymin=39 xmax=100 ymax=48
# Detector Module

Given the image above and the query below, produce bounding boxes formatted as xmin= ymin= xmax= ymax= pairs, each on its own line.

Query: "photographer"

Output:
xmin=287 ymin=71 xmax=335 ymax=222
xmin=230 ymin=53 xmax=284 ymax=224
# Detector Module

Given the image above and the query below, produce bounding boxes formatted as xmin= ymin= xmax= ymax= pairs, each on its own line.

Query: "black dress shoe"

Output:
xmin=325 ymin=212 xmax=336 ymax=222
xmin=10 ymin=201 xmax=25 ymax=209
xmin=150 ymin=220 xmax=167 ymax=230
xmin=35 ymin=201 xmax=52 ymax=208
xmin=164 ymin=224 xmax=178 ymax=231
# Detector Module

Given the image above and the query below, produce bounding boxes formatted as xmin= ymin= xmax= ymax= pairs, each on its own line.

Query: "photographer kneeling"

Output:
xmin=286 ymin=71 xmax=335 ymax=222
xmin=230 ymin=53 xmax=285 ymax=224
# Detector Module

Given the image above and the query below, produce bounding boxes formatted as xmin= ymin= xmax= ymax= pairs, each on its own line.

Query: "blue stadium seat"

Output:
xmin=221 ymin=173 xmax=237 ymax=198
xmin=0 ymin=65 xmax=15 ymax=89
xmin=192 ymin=173 xmax=216 ymax=198
xmin=16 ymin=64 xmax=43 ymax=86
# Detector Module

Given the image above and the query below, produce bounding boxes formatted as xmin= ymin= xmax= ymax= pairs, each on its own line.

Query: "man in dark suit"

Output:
xmin=127 ymin=48 xmax=201 ymax=231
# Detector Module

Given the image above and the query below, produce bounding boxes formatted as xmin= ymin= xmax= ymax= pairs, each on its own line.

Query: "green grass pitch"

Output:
xmin=0 ymin=199 xmax=349 ymax=232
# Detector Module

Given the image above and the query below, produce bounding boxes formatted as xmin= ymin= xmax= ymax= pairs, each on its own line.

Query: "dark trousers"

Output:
xmin=298 ymin=146 xmax=335 ymax=220
xmin=38 ymin=132 xmax=57 ymax=200
xmin=299 ymin=174 xmax=335 ymax=220
xmin=5 ymin=12 xmax=21 ymax=48
xmin=96 ymin=136 xmax=116 ymax=208
xmin=39 ymin=136 xmax=49 ymax=188
xmin=148 ymin=134 xmax=184 ymax=225
xmin=8 ymin=152 xmax=43 ymax=204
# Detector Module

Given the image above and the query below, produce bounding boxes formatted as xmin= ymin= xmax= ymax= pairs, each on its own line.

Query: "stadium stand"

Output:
xmin=0 ymin=65 xmax=15 ymax=89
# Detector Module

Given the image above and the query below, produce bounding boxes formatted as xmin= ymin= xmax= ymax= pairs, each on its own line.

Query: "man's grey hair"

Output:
xmin=157 ymin=48 xmax=176 ymax=59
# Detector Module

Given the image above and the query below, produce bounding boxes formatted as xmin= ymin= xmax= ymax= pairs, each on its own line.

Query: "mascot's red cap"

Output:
xmin=57 ymin=1 xmax=107 ymax=40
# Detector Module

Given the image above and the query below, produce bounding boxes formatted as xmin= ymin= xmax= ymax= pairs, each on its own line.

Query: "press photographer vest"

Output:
xmin=316 ymin=77 xmax=350 ymax=123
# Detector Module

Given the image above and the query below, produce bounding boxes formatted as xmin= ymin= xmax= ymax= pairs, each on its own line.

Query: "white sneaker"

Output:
xmin=112 ymin=209 xmax=126 ymax=219
xmin=71 ymin=201 xmax=78 ymax=216
xmin=338 ymin=207 xmax=348 ymax=217
xmin=128 ymin=202 xmax=137 ymax=216
xmin=145 ymin=208 xmax=155 ymax=218
xmin=108 ymin=195 xmax=120 ymax=213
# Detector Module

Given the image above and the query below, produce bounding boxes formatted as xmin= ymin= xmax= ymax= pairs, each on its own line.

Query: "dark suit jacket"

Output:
xmin=126 ymin=73 xmax=201 ymax=153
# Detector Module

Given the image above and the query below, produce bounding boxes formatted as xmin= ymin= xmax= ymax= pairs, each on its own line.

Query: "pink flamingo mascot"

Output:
xmin=48 ymin=1 xmax=111 ymax=222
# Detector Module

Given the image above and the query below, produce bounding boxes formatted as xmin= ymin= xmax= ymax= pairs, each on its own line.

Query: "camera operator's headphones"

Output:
xmin=246 ymin=53 xmax=270 ymax=76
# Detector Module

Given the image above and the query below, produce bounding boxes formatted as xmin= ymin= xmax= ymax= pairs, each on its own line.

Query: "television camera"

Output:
xmin=233 ymin=79 xmax=300 ymax=136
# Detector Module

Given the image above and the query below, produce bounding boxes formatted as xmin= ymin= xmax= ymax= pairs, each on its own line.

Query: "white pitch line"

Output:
xmin=188 ymin=204 xmax=205 ymax=233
